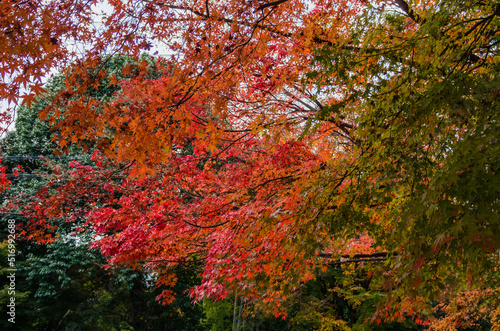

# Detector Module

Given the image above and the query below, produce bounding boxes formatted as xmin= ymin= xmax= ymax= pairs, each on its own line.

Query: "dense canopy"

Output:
xmin=1 ymin=0 xmax=499 ymax=328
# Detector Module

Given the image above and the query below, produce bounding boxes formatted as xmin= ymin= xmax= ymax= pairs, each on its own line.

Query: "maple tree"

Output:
xmin=0 ymin=61 xmax=209 ymax=330
xmin=2 ymin=0 xmax=500 ymax=328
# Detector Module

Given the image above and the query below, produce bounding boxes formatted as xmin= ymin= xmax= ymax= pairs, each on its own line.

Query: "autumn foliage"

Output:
xmin=2 ymin=0 xmax=499 ymax=328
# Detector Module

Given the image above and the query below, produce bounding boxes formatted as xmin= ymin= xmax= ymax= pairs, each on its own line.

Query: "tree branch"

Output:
xmin=255 ymin=0 xmax=289 ymax=11
xmin=393 ymin=0 xmax=422 ymax=24
xmin=319 ymin=252 xmax=397 ymax=265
